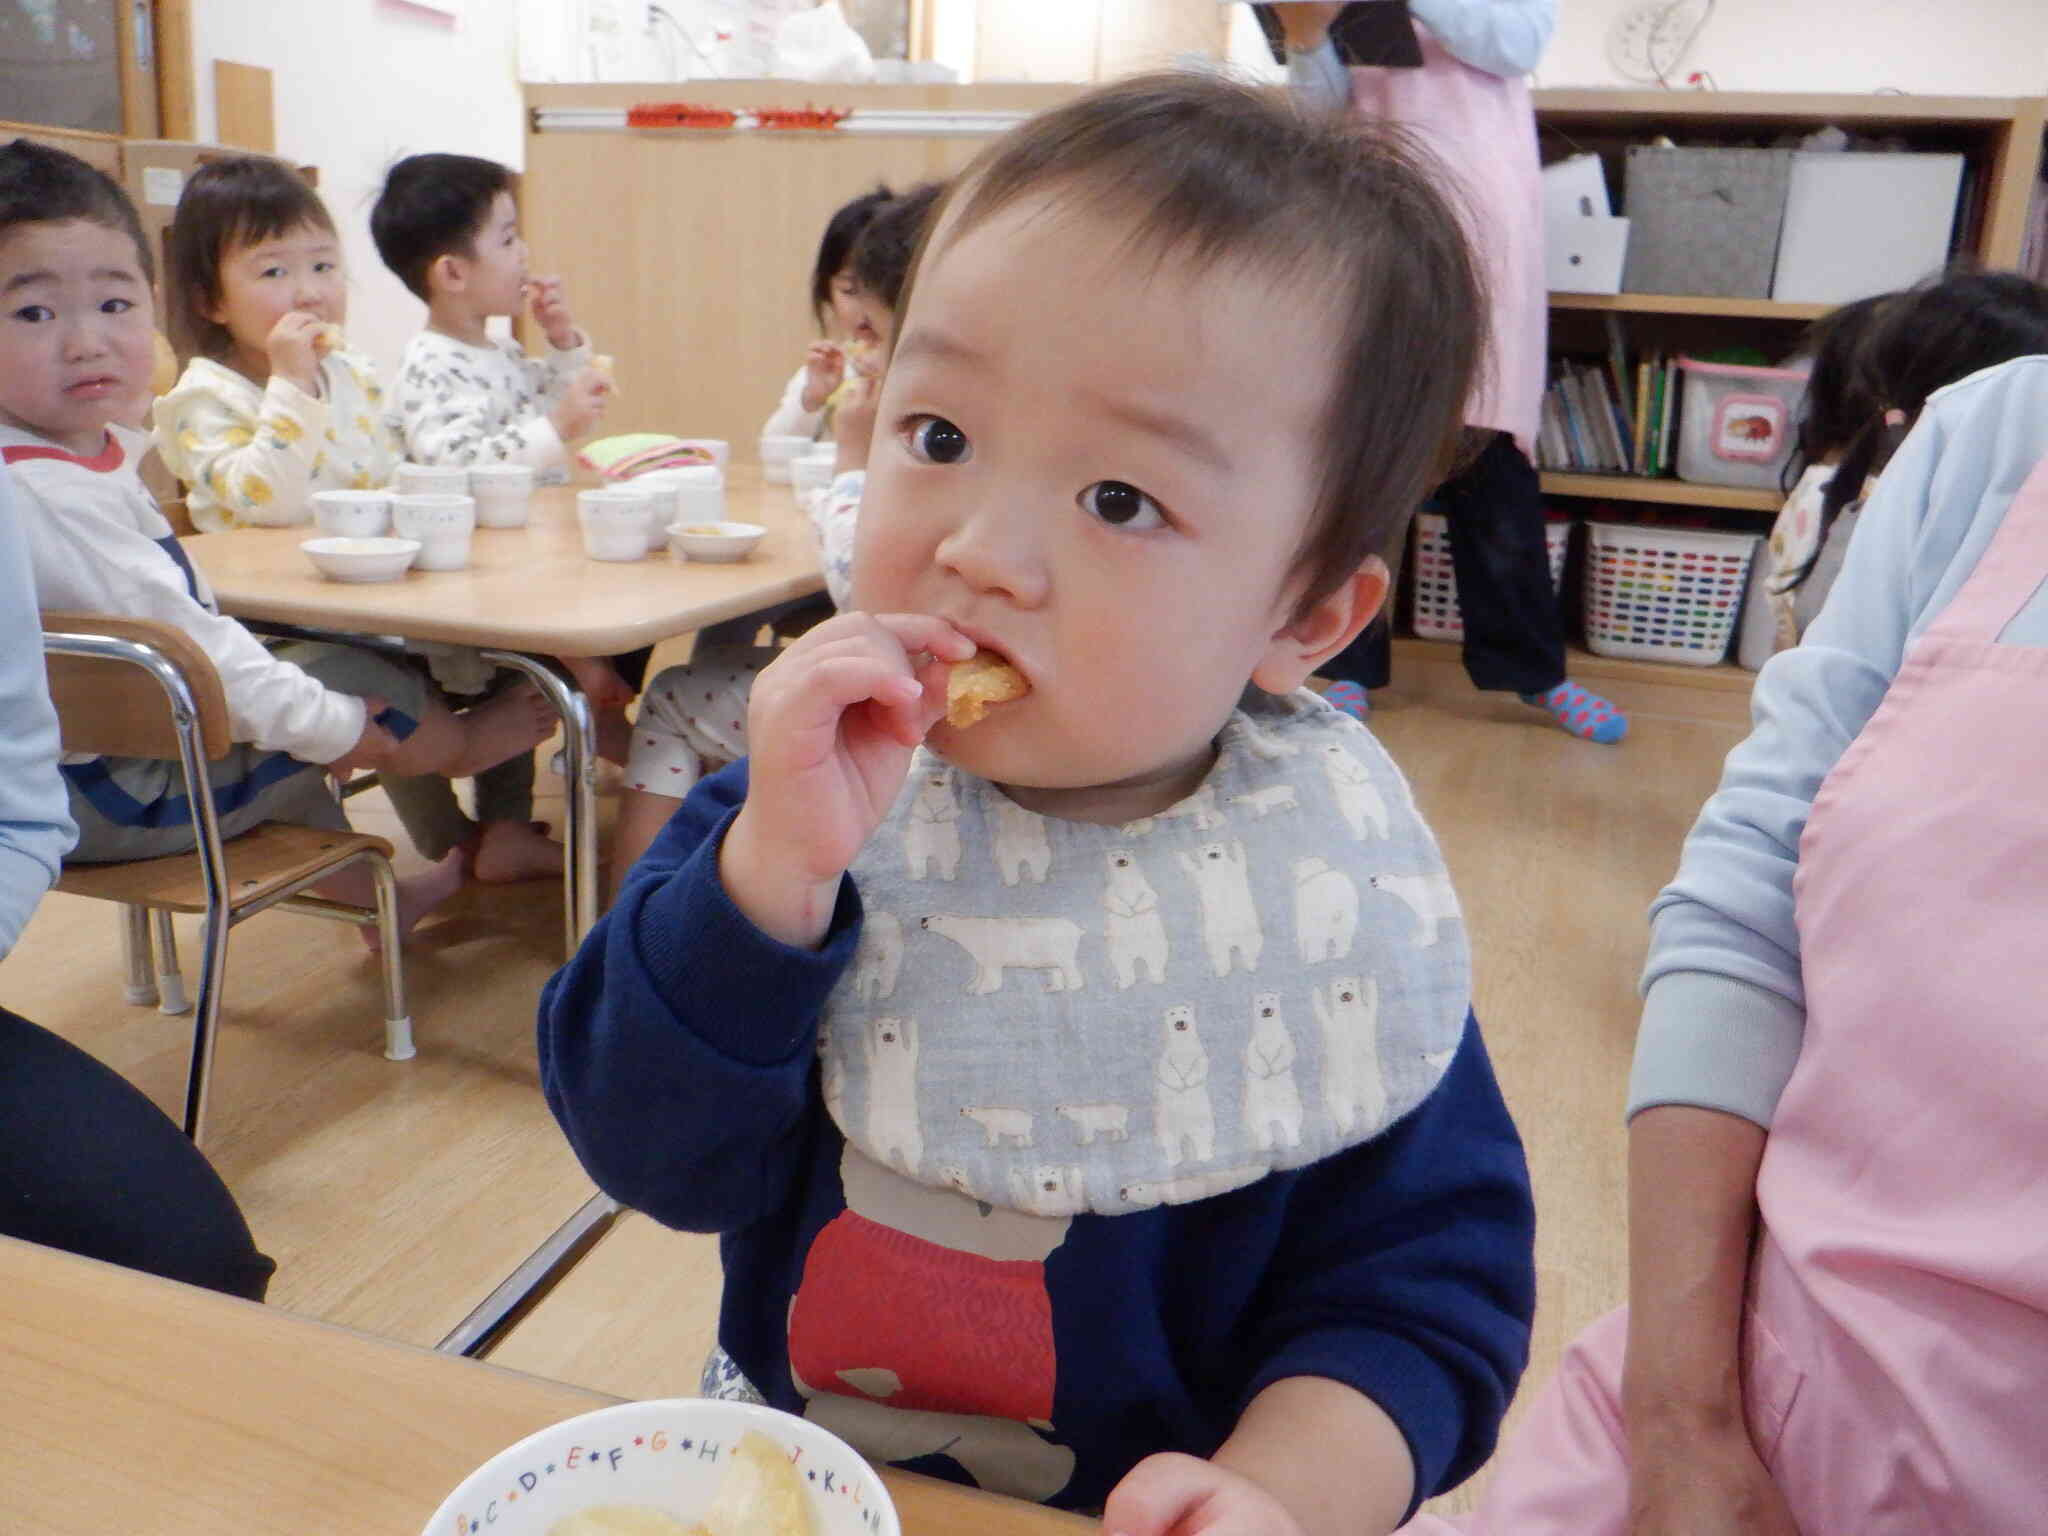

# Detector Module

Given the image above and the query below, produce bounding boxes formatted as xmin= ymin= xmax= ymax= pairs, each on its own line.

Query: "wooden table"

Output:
xmin=182 ymin=467 xmax=824 ymax=951
xmin=0 ymin=1235 xmax=1091 ymax=1536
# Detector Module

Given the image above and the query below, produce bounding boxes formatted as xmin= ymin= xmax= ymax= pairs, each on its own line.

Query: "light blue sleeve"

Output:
xmin=0 ymin=472 xmax=77 ymax=958
xmin=1407 ymin=0 xmax=1556 ymax=78
xmin=1631 ymin=356 xmax=2048 ymax=1125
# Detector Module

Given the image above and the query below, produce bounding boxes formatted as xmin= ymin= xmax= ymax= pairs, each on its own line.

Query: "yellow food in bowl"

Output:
xmin=550 ymin=1431 xmax=814 ymax=1536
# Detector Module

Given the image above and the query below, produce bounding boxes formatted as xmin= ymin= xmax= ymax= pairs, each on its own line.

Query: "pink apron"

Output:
xmin=1346 ymin=26 xmax=1545 ymax=454
xmin=1403 ymin=453 xmax=2048 ymax=1531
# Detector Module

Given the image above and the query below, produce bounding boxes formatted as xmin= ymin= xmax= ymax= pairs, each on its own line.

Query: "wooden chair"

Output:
xmin=40 ymin=612 xmax=414 ymax=1144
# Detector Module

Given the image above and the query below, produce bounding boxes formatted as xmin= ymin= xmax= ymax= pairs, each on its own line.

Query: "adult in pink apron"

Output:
xmin=1277 ymin=2 xmax=1626 ymax=743
xmin=1403 ymin=446 xmax=2048 ymax=1531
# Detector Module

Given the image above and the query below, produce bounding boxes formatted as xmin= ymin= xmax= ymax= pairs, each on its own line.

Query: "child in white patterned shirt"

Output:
xmin=609 ymin=185 xmax=943 ymax=897
xmin=371 ymin=152 xmax=628 ymax=883
xmin=152 ymin=155 xmax=402 ymax=532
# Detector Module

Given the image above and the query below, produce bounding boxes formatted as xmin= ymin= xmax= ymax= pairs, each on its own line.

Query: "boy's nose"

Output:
xmin=935 ymin=501 xmax=1048 ymax=608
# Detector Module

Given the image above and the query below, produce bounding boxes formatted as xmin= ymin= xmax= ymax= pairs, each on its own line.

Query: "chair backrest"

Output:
xmin=41 ymin=612 xmax=234 ymax=762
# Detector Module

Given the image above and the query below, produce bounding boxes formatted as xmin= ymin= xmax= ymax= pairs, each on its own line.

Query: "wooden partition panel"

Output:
xmin=522 ymin=81 xmax=1077 ymax=458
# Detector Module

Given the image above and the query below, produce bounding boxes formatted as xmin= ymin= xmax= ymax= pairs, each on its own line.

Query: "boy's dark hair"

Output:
xmin=895 ymin=72 xmax=1483 ymax=618
xmin=850 ymin=181 xmax=946 ymax=316
xmin=0 ymin=137 xmax=154 ymax=285
xmin=164 ymin=154 xmax=332 ymax=360
xmin=370 ymin=152 xmax=514 ymax=302
xmin=1784 ymin=269 xmax=2048 ymax=591
xmin=812 ymin=185 xmax=895 ymax=326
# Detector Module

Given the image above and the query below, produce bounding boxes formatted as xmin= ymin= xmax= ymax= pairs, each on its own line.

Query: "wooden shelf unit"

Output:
xmin=1538 ymin=472 xmax=1784 ymax=512
xmin=1548 ymin=292 xmax=1830 ymax=321
xmin=1519 ymin=90 xmax=2045 ymax=678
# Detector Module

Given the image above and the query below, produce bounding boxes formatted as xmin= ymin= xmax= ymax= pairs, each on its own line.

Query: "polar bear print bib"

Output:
xmin=818 ymin=688 xmax=1471 ymax=1217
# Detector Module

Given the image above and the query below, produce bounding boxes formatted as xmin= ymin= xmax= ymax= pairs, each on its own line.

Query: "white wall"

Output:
xmin=1541 ymin=0 xmax=2048 ymax=95
xmin=189 ymin=0 xmax=527 ymax=382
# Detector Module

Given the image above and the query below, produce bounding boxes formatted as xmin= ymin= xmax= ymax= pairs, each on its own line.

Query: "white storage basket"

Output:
xmin=1583 ymin=521 xmax=1759 ymax=665
xmin=1409 ymin=511 xmax=1571 ymax=643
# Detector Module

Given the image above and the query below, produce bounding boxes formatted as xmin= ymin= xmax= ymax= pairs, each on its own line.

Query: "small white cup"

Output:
xmin=390 ymin=492 xmax=476 ymax=571
xmin=676 ymin=437 xmax=729 ymax=469
xmin=791 ymin=449 xmax=838 ymax=512
xmin=636 ymin=466 xmax=725 ymax=549
xmin=577 ymin=487 xmax=656 ymax=562
xmin=310 ymin=488 xmax=392 ymax=538
xmin=395 ymin=462 xmax=471 ymax=495
xmin=759 ymin=433 xmax=811 ymax=485
xmin=467 ymin=463 xmax=536 ymax=528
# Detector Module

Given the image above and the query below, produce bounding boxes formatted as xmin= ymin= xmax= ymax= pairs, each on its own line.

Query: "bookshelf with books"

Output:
xmin=1531 ymin=89 xmax=2045 ymax=523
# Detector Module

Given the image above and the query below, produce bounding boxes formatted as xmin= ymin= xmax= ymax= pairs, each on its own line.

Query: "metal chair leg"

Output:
xmin=365 ymin=852 xmax=415 ymax=1061
xmin=152 ymin=908 xmax=191 ymax=1015
xmin=180 ymin=905 xmax=232 ymax=1144
xmin=121 ymin=904 xmax=158 ymax=1006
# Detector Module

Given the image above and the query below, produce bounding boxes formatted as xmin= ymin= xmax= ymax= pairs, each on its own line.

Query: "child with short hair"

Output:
xmin=607 ymin=183 xmax=946 ymax=897
xmin=0 ymin=139 xmax=550 ymax=932
xmin=761 ymin=184 xmax=896 ymax=442
xmin=152 ymin=154 xmax=403 ymax=531
xmin=541 ymin=75 xmax=1534 ymax=1534
xmin=371 ymin=151 xmax=623 ymax=883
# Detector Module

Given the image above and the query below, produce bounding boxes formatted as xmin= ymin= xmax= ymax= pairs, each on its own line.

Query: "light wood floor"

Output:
xmin=0 ymin=642 xmax=1744 ymax=1514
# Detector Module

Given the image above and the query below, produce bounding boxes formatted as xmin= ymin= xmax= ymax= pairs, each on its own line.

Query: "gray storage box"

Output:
xmin=1621 ymin=146 xmax=1792 ymax=298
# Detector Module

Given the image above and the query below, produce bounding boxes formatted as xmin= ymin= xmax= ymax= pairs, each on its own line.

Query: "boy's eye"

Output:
xmin=314 ymin=261 xmax=337 ymax=274
xmin=905 ymin=415 xmax=970 ymax=466
xmin=100 ymin=297 xmax=134 ymax=314
xmin=1080 ymin=479 xmax=1165 ymax=531
xmin=11 ymin=304 xmax=54 ymax=323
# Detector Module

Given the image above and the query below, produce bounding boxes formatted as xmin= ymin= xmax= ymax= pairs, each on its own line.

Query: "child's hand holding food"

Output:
xmin=799 ymin=341 xmax=845 ymax=414
xmin=552 ymin=365 xmax=612 ymax=445
xmin=265 ymin=310 xmax=331 ymax=395
xmin=526 ymin=275 xmax=581 ymax=351
xmin=720 ymin=612 xmax=975 ymax=949
xmin=830 ymin=373 xmax=881 ymax=475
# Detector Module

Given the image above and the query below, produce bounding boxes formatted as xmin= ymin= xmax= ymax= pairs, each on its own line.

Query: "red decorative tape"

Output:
xmin=753 ymin=105 xmax=850 ymax=131
xmin=626 ymin=102 xmax=740 ymax=129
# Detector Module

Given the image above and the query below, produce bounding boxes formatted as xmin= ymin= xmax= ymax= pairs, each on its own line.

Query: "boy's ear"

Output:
xmin=197 ymin=284 xmax=225 ymax=326
xmin=1251 ymin=555 xmax=1390 ymax=696
xmin=428 ymin=251 xmax=465 ymax=297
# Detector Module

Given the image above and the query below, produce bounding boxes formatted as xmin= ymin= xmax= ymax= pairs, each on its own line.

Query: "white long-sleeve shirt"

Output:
xmin=152 ymin=351 xmax=402 ymax=531
xmin=762 ymin=363 xmax=827 ymax=442
xmin=388 ymin=329 xmax=590 ymax=479
xmin=3 ymin=423 xmax=364 ymax=766
xmin=0 ymin=469 xmax=75 ymax=956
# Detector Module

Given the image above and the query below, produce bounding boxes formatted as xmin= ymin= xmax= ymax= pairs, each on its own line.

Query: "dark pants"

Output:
xmin=1327 ymin=430 xmax=1566 ymax=697
xmin=0 ymin=1005 xmax=274 ymax=1300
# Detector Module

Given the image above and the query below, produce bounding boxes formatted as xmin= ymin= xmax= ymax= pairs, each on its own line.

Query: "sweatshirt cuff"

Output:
xmin=633 ymin=805 xmax=863 ymax=1068
xmin=0 ymin=845 xmax=58 ymax=958
xmin=300 ymin=691 xmax=368 ymax=765
xmin=1627 ymin=971 xmax=1805 ymax=1127
xmin=516 ymin=415 xmax=571 ymax=478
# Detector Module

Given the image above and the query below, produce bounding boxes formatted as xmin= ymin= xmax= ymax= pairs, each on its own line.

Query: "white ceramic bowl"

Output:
xmin=417 ymin=1398 xmax=899 ymax=1536
xmin=758 ymin=434 xmax=812 ymax=485
xmin=395 ymin=462 xmax=472 ymax=495
xmin=468 ymin=464 xmax=537 ymax=528
xmin=391 ymin=493 xmax=477 ymax=571
xmin=670 ymin=520 xmax=766 ymax=563
xmin=311 ymin=488 xmax=393 ymax=539
xmin=300 ymin=535 xmax=419 ymax=583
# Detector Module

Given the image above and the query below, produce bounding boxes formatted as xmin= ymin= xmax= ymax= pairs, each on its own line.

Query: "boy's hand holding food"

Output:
xmin=527 ymin=274 xmax=581 ymax=351
xmin=552 ymin=365 xmax=612 ymax=444
xmin=721 ymin=612 xmax=974 ymax=950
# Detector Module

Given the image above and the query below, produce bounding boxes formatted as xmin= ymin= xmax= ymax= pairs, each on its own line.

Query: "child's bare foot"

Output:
xmin=449 ymin=684 xmax=555 ymax=776
xmin=359 ymin=849 xmax=467 ymax=952
xmin=472 ymin=817 xmax=564 ymax=883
